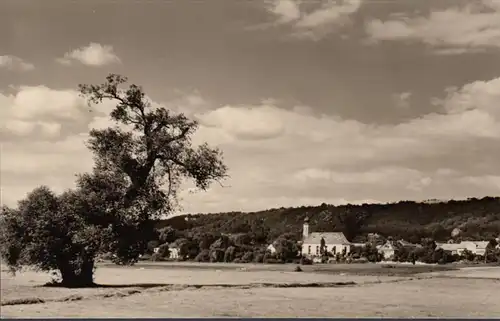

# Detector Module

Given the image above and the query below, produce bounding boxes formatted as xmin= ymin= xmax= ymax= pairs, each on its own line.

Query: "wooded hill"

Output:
xmin=156 ymin=197 xmax=500 ymax=244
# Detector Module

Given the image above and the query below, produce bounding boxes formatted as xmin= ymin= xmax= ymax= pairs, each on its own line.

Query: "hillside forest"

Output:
xmin=141 ymin=197 xmax=500 ymax=264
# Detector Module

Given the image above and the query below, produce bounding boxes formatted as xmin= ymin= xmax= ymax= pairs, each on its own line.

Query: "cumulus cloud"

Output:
xmin=56 ymin=43 xmax=121 ymax=66
xmin=3 ymin=77 xmax=500 ymax=213
xmin=365 ymin=1 xmax=500 ymax=54
xmin=259 ymin=0 xmax=362 ymax=40
xmin=0 ymin=86 xmax=95 ymax=141
xmin=0 ymin=55 xmax=35 ymax=71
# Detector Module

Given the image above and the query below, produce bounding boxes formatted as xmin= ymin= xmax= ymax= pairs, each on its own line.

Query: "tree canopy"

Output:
xmin=0 ymin=74 xmax=228 ymax=287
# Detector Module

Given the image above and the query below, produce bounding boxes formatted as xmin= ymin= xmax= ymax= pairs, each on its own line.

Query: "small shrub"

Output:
xmin=99 ymin=252 xmax=114 ymax=261
xmin=263 ymin=257 xmax=282 ymax=264
xmin=253 ymin=253 xmax=264 ymax=263
xmin=241 ymin=251 xmax=254 ymax=263
xmin=139 ymin=254 xmax=152 ymax=261
xmin=195 ymin=249 xmax=211 ymax=262
xmin=300 ymin=256 xmax=313 ymax=265
xmin=151 ymin=253 xmax=164 ymax=261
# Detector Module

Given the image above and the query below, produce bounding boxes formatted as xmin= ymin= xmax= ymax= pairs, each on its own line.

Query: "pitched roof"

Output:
xmin=397 ymin=240 xmax=416 ymax=247
xmin=303 ymin=232 xmax=350 ymax=245
xmin=379 ymin=242 xmax=396 ymax=250
xmin=473 ymin=241 xmax=489 ymax=249
xmin=437 ymin=243 xmax=464 ymax=251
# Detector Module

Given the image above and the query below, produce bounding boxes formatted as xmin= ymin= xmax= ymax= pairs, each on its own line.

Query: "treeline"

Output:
xmin=155 ymin=197 xmax=500 ymax=244
xmin=135 ymin=197 xmax=500 ymax=264
xmin=143 ymin=230 xmax=387 ymax=264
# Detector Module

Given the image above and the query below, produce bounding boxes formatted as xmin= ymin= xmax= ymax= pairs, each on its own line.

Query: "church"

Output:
xmin=300 ymin=217 xmax=352 ymax=257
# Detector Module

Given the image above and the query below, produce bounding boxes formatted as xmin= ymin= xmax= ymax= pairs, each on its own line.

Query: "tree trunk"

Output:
xmin=59 ymin=260 xmax=95 ymax=288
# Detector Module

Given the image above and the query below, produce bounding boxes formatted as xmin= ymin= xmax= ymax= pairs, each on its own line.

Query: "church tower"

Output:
xmin=303 ymin=216 xmax=309 ymax=240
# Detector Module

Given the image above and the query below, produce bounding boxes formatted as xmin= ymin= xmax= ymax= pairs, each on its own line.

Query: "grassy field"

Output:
xmin=1 ymin=262 xmax=499 ymax=318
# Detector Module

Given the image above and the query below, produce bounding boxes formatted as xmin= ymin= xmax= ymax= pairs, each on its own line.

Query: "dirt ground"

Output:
xmin=1 ymin=263 xmax=499 ymax=318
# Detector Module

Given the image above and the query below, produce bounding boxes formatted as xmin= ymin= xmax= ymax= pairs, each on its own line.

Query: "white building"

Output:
xmin=266 ymin=243 xmax=277 ymax=254
xmin=377 ymin=241 xmax=396 ymax=260
xmin=168 ymin=246 xmax=180 ymax=259
xmin=153 ymin=245 xmax=180 ymax=259
xmin=301 ymin=217 xmax=351 ymax=257
xmin=376 ymin=240 xmax=420 ymax=260
xmin=436 ymin=241 xmax=492 ymax=256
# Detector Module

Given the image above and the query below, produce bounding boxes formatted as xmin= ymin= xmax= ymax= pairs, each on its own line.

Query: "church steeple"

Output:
xmin=303 ymin=216 xmax=309 ymax=240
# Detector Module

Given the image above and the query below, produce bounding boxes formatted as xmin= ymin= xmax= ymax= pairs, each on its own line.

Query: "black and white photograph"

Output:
xmin=1 ymin=0 xmax=500 ymax=318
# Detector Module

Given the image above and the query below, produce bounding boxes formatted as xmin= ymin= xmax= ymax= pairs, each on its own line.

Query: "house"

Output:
xmin=436 ymin=243 xmax=464 ymax=255
xmin=301 ymin=217 xmax=351 ymax=257
xmin=436 ymin=241 xmax=492 ymax=256
xmin=266 ymin=243 xmax=277 ymax=254
xmin=377 ymin=241 xmax=396 ymax=260
xmin=377 ymin=240 xmax=421 ymax=260
xmin=153 ymin=244 xmax=180 ymax=259
xmin=168 ymin=246 xmax=180 ymax=259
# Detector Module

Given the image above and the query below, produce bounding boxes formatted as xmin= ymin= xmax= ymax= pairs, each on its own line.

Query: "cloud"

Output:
xmin=0 ymin=86 xmax=95 ymax=141
xmin=3 ymin=77 xmax=500 ymax=213
xmin=0 ymin=55 xmax=35 ymax=71
xmin=269 ymin=0 xmax=301 ymax=23
xmin=259 ymin=0 xmax=362 ymax=40
xmin=56 ymin=43 xmax=121 ymax=66
xmin=365 ymin=1 xmax=500 ymax=54
xmin=392 ymin=92 xmax=412 ymax=109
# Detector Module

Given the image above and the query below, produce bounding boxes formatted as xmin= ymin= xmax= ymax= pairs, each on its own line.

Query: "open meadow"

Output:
xmin=1 ymin=262 xmax=499 ymax=318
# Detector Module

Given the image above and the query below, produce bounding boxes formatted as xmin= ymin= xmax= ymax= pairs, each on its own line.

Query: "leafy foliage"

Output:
xmin=0 ymin=74 xmax=227 ymax=287
xmin=156 ymin=197 xmax=500 ymax=245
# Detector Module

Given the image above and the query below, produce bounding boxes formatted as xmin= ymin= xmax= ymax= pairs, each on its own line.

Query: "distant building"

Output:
xmin=436 ymin=241 xmax=491 ymax=256
xmin=377 ymin=241 xmax=396 ymax=260
xmin=153 ymin=244 xmax=180 ymax=259
xmin=301 ymin=217 xmax=351 ymax=257
xmin=168 ymin=246 xmax=180 ymax=259
xmin=436 ymin=243 xmax=463 ymax=255
xmin=266 ymin=243 xmax=277 ymax=254
xmin=377 ymin=240 xmax=421 ymax=260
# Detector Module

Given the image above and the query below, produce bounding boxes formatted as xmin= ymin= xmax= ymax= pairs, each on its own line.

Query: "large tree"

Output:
xmin=0 ymin=74 xmax=228 ymax=287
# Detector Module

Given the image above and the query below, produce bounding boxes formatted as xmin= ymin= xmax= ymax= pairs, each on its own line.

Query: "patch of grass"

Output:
xmin=1 ymin=297 xmax=45 ymax=306
xmin=57 ymin=295 xmax=84 ymax=302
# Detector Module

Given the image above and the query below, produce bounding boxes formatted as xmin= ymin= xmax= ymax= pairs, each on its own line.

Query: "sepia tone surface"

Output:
xmin=2 ymin=0 xmax=500 ymax=213
xmin=2 ymin=263 xmax=499 ymax=318
xmin=2 ymin=0 xmax=500 ymax=318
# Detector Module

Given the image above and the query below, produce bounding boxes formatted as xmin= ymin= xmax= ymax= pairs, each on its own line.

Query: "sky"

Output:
xmin=1 ymin=0 xmax=500 ymax=214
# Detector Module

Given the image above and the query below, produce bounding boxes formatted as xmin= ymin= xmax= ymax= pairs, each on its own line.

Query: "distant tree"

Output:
xmin=195 ymin=249 xmax=211 ymax=262
xmin=485 ymin=239 xmax=499 ymax=263
xmin=147 ymin=240 xmax=160 ymax=254
xmin=274 ymin=233 xmax=300 ymax=263
xmin=224 ymin=246 xmax=237 ymax=262
xmin=460 ymin=249 xmax=475 ymax=262
xmin=361 ymin=244 xmax=381 ymax=263
xmin=157 ymin=243 xmax=170 ymax=257
xmin=193 ymin=232 xmax=219 ymax=250
xmin=393 ymin=245 xmax=409 ymax=262
xmin=0 ymin=74 xmax=227 ymax=287
xmin=320 ymin=237 xmax=326 ymax=255
xmin=421 ymin=238 xmax=437 ymax=251
xmin=158 ymin=226 xmax=177 ymax=244
xmin=241 ymin=251 xmax=254 ymax=263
